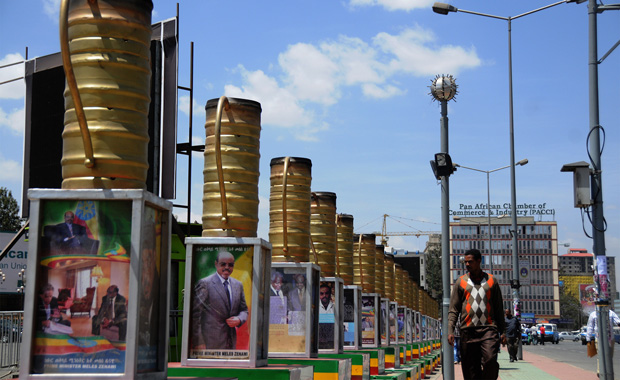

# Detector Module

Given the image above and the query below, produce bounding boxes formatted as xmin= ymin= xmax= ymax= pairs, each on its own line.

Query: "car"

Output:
xmin=558 ymin=331 xmax=571 ymax=341
xmin=559 ymin=331 xmax=579 ymax=342
xmin=579 ymin=326 xmax=588 ymax=345
xmin=536 ymin=323 xmax=560 ymax=344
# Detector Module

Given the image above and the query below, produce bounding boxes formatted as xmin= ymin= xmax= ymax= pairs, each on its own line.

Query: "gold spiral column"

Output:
xmin=352 ymin=234 xmax=376 ymax=293
xmin=383 ymin=253 xmax=395 ymax=301
xmin=394 ymin=264 xmax=405 ymax=305
xmin=374 ymin=245 xmax=385 ymax=298
xmin=310 ymin=192 xmax=337 ymax=276
xmin=60 ymin=0 xmax=153 ymax=189
xmin=413 ymin=281 xmax=420 ymax=312
xmin=202 ymin=97 xmax=262 ymax=237
xmin=336 ymin=213 xmax=354 ymax=284
xmin=269 ymin=157 xmax=312 ymax=262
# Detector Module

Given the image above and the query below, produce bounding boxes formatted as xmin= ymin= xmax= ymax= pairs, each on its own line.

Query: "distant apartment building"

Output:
xmin=449 ymin=217 xmax=560 ymax=320
xmin=559 ymin=248 xmax=617 ymax=310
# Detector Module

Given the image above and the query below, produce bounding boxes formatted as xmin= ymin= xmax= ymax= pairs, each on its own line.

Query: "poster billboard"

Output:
xmin=0 ymin=232 xmax=28 ymax=294
xmin=579 ymin=283 xmax=596 ymax=317
xmin=188 ymin=245 xmax=254 ymax=360
xmin=32 ymin=199 xmax=132 ymax=374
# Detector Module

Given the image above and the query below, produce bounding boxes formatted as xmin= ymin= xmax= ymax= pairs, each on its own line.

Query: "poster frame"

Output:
xmin=20 ymin=189 xmax=171 ymax=380
xmin=343 ymin=285 xmax=362 ymax=350
xmin=181 ymin=237 xmax=271 ymax=368
xmin=267 ymin=262 xmax=320 ymax=358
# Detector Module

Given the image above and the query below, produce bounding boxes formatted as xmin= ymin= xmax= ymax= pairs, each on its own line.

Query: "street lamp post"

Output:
xmin=429 ymin=74 xmax=458 ymax=380
xmin=432 ymin=0 xmax=568 ymax=364
xmin=455 ymin=159 xmax=528 ymax=274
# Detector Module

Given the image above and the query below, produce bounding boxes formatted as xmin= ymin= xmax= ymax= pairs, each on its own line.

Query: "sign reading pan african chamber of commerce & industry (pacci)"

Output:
xmin=450 ymin=203 xmax=555 ymax=217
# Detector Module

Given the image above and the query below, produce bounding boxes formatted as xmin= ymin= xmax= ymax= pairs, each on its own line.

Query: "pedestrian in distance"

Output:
xmin=504 ymin=309 xmax=521 ymax=362
xmin=453 ymin=317 xmax=461 ymax=365
xmin=448 ymin=249 xmax=506 ymax=380
xmin=539 ymin=324 xmax=545 ymax=345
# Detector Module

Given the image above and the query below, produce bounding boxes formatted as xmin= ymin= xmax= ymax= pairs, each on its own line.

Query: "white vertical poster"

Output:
xmin=519 ymin=259 xmax=531 ymax=286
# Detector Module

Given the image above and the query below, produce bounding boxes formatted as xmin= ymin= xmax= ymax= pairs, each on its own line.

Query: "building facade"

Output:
xmin=559 ymin=249 xmax=617 ymax=311
xmin=449 ymin=217 xmax=560 ymax=320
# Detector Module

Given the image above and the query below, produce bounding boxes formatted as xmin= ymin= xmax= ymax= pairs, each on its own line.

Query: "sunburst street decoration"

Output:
xmin=429 ymin=74 xmax=458 ymax=102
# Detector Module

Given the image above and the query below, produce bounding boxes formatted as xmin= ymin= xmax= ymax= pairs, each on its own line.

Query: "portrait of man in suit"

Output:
xmin=37 ymin=283 xmax=71 ymax=332
xmin=192 ymin=250 xmax=249 ymax=350
xmin=269 ymin=270 xmax=287 ymax=325
xmin=270 ymin=271 xmax=284 ymax=297
xmin=319 ymin=283 xmax=334 ymax=314
xmin=287 ymin=273 xmax=306 ymax=312
xmin=92 ymin=285 xmax=128 ymax=341
xmin=52 ymin=211 xmax=88 ymax=252
xmin=44 ymin=210 xmax=99 ymax=255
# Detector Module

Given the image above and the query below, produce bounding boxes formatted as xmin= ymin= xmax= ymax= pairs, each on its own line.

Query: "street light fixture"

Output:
xmin=429 ymin=74 xmax=458 ymax=376
xmin=454 ymin=159 xmax=528 ymax=274
xmin=432 ymin=1 xmax=568 ymax=367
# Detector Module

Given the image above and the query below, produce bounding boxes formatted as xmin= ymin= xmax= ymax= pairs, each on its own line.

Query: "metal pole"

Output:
xmin=587 ymin=0 xmax=612 ymax=378
xmin=487 ymin=172 xmax=492 ymax=274
xmin=440 ymin=99 xmax=454 ymax=380
xmin=507 ymin=17 xmax=524 ymax=361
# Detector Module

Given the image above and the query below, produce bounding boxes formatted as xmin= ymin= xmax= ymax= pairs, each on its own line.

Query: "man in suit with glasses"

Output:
xmin=192 ymin=250 xmax=248 ymax=350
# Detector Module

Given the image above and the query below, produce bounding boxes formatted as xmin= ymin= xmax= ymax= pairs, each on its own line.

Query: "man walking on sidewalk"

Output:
xmin=448 ymin=249 xmax=507 ymax=380
xmin=586 ymin=308 xmax=620 ymax=377
xmin=539 ymin=324 xmax=545 ymax=345
xmin=504 ymin=308 xmax=521 ymax=362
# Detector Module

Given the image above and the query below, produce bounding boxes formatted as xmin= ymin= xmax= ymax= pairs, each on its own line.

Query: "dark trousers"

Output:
xmin=507 ymin=336 xmax=519 ymax=360
xmin=460 ymin=326 xmax=501 ymax=380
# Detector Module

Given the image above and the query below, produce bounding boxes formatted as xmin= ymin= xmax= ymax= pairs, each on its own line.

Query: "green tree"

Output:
xmin=559 ymin=285 xmax=584 ymax=330
xmin=425 ymin=244 xmax=443 ymax=300
xmin=0 ymin=187 xmax=21 ymax=232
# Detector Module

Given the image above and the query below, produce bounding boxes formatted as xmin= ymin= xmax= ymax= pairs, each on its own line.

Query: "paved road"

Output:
xmin=431 ymin=340 xmax=620 ymax=379
xmin=521 ymin=339 xmax=620 ymax=374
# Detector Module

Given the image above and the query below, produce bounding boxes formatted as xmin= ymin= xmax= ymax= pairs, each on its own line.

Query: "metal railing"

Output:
xmin=0 ymin=309 xmax=182 ymax=376
xmin=0 ymin=311 xmax=22 ymax=377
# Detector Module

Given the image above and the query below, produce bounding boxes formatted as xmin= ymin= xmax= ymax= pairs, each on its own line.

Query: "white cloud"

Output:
xmin=349 ymin=0 xmax=435 ymax=12
xmin=279 ymin=43 xmax=340 ymax=105
xmin=223 ymin=25 xmax=480 ymax=141
xmin=373 ymin=26 xmax=481 ymax=76
xmin=43 ymin=0 xmax=60 ymax=22
xmin=0 ymin=156 xmax=22 ymax=181
xmin=178 ymin=95 xmax=206 ymax=121
xmin=0 ymin=107 xmax=25 ymax=135
xmin=224 ymin=66 xmax=313 ymax=129
xmin=362 ymin=83 xmax=405 ymax=98
xmin=320 ymin=36 xmax=384 ymax=86
xmin=0 ymin=53 xmax=25 ymax=100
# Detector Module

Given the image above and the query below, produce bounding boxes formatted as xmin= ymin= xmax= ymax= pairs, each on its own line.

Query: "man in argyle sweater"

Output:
xmin=448 ymin=249 xmax=506 ymax=380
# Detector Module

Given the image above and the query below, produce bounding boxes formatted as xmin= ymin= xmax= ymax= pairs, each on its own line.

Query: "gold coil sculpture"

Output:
xmin=352 ymin=234 xmax=376 ymax=293
xmin=394 ymin=264 xmax=405 ymax=305
xmin=269 ymin=157 xmax=312 ymax=262
xmin=374 ymin=245 xmax=385 ymax=298
xmin=413 ymin=281 xmax=420 ymax=312
xmin=60 ymin=0 xmax=153 ymax=189
xmin=202 ymin=96 xmax=262 ymax=237
xmin=310 ymin=192 xmax=338 ymax=276
xmin=403 ymin=274 xmax=411 ymax=309
xmin=383 ymin=253 xmax=395 ymax=300
xmin=336 ymin=214 xmax=354 ymax=285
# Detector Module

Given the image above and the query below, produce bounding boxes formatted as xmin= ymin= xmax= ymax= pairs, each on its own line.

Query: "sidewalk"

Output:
xmin=429 ymin=347 xmax=597 ymax=380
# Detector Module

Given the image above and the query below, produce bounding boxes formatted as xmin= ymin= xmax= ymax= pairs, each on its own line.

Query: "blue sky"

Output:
xmin=1 ymin=1 xmax=618 ymax=264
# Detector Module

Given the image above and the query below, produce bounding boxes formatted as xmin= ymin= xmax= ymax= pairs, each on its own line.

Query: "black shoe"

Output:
xmin=510 ymin=359 xmax=514 ymax=362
